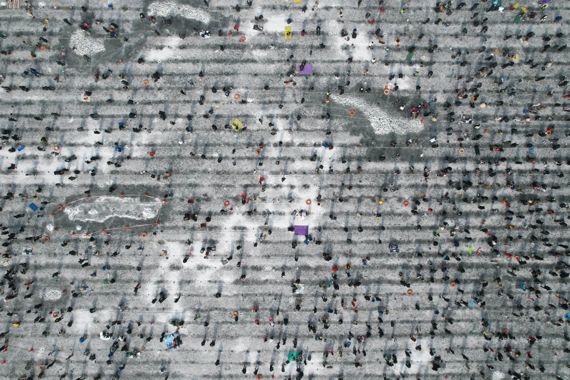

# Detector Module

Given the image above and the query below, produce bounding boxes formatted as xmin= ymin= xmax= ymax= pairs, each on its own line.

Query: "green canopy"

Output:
xmin=287 ymin=351 xmax=300 ymax=361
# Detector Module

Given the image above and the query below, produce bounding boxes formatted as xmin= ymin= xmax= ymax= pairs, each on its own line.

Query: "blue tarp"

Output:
xmin=165 ymin=332 xmax=181 ymax=349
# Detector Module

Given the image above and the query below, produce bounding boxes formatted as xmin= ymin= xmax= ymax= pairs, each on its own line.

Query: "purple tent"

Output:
xmin=294 ymin=225 xmax=309 ymax=236
xmin=297 ymin=63 xmax=313 ymax=76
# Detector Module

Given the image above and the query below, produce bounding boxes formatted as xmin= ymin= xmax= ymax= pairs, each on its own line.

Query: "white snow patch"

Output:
xmin=148 ymin=1 xmax=210 ymax=24
xmin=0 ymin=151 xmax=65 ymax=186
xmin=392 ymin=340 xmax=431 ymax=376
xmin=149 ymin=250 xmax=185 ymax=320
xmin=396 ymin=75 xmax=414 ymax=90
xmin=72 ymin=309 xmax=94 ymax=333
xmin=163 ymin=241 xmax=185 ymax=260
xmin=329 ymin=94 xmax=422 ymax=135
xmin=231 ymin=337 xmax=255 ymax=353
xmin=251 ymin=48 xmax=270 ymax=61
xmin=492 ymin=372 xmax=505 ymax=380
xmin=407 ymin=340 xmax=431 ymax=373
xmin=69 ymin=30 xmax=105 ymax=57
xmin=329 ymin=20 xmax=372 ymax=61
xmin=263 ymin=15 xmax=289 ymax=33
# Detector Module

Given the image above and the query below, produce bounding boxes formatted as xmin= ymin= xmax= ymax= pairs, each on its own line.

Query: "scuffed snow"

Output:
xmin=329 ymin=94 xmax=422 ymax=135
xmin=148 ymin=1 xmax=210 ymax=24
xmin=43 ymin=288 xmax=62 ymax=301
xmin=69 ymin=30 xmax=105 ymax=57
xmin=145 ymin=36 xmax=182 ymax=62
xmin=64 ymin=196 xmax=162 ymax=223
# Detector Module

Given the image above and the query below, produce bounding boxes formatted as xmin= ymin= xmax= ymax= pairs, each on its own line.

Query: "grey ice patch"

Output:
xmin=329 ymin=94 xmax=423 ymax=135
xmin=148 ymin=1 xmax=211 ymax=24
xmin=64 ymin=196 xmax=162 ymax=223
xmin=69 ymin=30 xmax=105 ymax=57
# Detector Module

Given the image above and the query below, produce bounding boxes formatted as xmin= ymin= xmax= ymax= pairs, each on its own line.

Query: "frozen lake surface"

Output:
xmin=0 ymin=0 xmax=568 ymax=379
